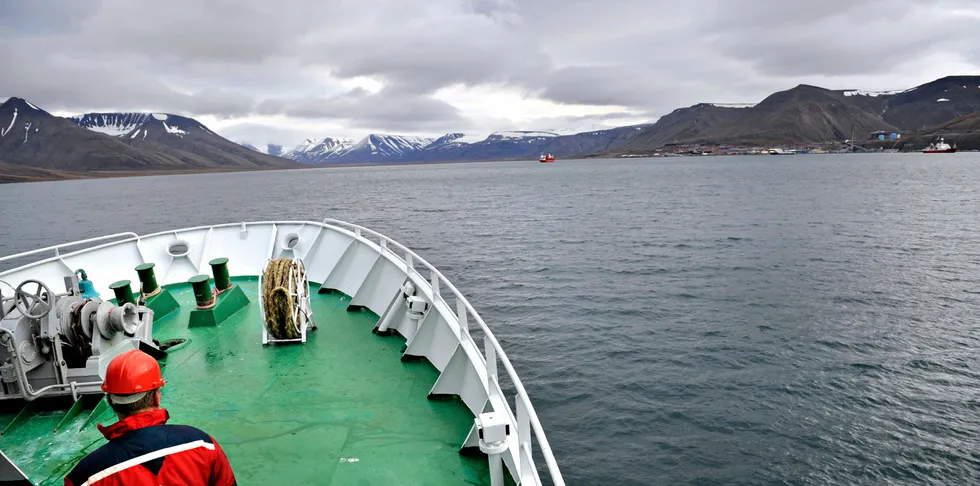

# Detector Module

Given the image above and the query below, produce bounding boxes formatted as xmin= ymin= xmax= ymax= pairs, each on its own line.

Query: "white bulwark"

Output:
xmin=0 ymin=219 xmax=565 ymax=486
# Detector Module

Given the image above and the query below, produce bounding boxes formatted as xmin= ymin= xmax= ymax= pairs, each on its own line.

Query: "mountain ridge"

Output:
xmin=616 ymin=75 xmax=980 ymax=151
xmin=0 ymin=98 xmax=298 ymax=174
xmin=4 ymin=74 xmax=980 ymax=183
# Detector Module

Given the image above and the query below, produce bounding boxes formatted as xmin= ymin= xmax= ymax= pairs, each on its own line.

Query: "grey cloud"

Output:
xmin=304 ymin=11 xmax=550 ymax=95
xmin=705 ymin=0 xmax=978 ymax=77
xmin=216 ymin=123 xmax=313 ymax=149
xmin=0 ymin=0 xmax=98 ymax=34
xmin=257 ymin=88 xmax=470 ymax=132
xmin=1 ymin=0 xmax=978 ymax=143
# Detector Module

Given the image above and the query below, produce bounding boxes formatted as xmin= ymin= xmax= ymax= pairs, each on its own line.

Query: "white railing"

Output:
xmin=323 ymin=218 xmax=565 ymax=486
xmin=0 ymin=220 xmax=564 ymax=484
xmin=0 ymin=233 xmax=140 ymax=265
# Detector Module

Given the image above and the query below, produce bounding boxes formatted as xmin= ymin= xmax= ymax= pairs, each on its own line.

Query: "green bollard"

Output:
xmin=188 ymin=275 xmax=214 ymax=308
xmin=209 ymin=257 xmax=232 ymax=292
xmin=135 ymin=263 xmax=159 ymax=295
xmin=109 ymin=280 xmax=136 ymax=306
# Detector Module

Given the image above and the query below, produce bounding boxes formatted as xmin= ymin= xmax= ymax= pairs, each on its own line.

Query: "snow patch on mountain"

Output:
xmin=341 ymin=134 xmax=433 ymax=157
xmin=284 ymin=137 xmax=356 ymax=163
xmin=428 ymin=133 xmax=479 ymax=146
xmin=843 ymin=89 xmax=908 ymax=97
xmin=707 ymin=103 xmax=757 ymax=108
xmin=70 ymin=113 xmax=153 ymax=136
xmin=1 ymin=108 xmax=17 ymax=137
xmin=488 ymin=131 xmax=559 ymax=140
xmin=152 ymin=113 xmax=168 ymax=121
xmin=24 ymin=100 xmax=40 ymax=111
xmin=162 ymin=122 xmax=186 ymax=136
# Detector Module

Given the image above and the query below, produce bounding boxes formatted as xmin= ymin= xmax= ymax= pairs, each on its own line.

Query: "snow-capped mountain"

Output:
xmin=425 ymin=133 xmax=488 ymax=148
xmin=57 ymin=109 xmax=296 ymax=169
xmin=281 ymin=128 xmax=648 ymax=164
xmin=69 ymin=113 xmax=154 ymax=136
xmin=1 ymin=97 xmax=56 ymax=150
xmin=486 ymin=131 xmax=559 ymax=141
xmin=284 ymin=137 xmax=355 ymax=163
xmin=285 ymin=134 xmax=433 ymax=164
xmin=340 ymin=134 xmax=433 ymax=159
xmin=70 ymin=112 xmax=219 ymax=141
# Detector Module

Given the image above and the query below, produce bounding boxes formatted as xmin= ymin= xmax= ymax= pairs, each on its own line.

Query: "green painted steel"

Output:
xmin=54 ymin=399 xmax=85 ymax=433
xmin=188 ymin=274 xmax=213 ymax=307
xmin=209 ymin=258 xmax=231 ymax=291
xmin=108 ymin=280 xmax=135 ymax=306
xmin=1 ymin=402 xmax=37 ymax=436
xmin=0 ymin=278 xmax=490 ymax=485
xmin=82 ymin=396 xmax=111 ymax=430
xmin=187 ymin=285 xmax=249 ymax=328
xmin=145 ymin=288 xmax=180 ymax=318
xmin=134 ymin=263 xmax=159 ymax=295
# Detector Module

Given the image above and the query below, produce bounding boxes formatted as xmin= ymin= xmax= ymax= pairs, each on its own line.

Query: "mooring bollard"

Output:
xmin=135 ymin=263 xmax=160 ymax=297
xmin=109 ymin=280 xmax=136 ymax=306
xmin=189 ymin=275 xmax=215 ymax=309
xmin=209 ymin=257 xmax=232 ymax=292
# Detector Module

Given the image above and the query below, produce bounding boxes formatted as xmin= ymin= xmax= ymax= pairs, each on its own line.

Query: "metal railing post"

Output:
xmin=318 ymin=218 xmax=565 ymax=485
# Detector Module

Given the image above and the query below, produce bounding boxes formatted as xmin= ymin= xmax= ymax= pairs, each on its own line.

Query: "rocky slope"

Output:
xmin=0 ymin=99 xmax=297 ymax=175
xmin=618 ymin=76 xmax=980 ymax=151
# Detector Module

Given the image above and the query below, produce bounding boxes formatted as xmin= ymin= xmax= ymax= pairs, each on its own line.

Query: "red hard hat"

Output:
xmin=101 ymin=349 xmax=166 ymax=395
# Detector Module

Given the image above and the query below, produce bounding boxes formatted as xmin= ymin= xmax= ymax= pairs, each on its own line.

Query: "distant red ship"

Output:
xmin=539 ymin=154 xmax=556 ymax=163
xmin=922 ymin=137 xmax=957 ymax=153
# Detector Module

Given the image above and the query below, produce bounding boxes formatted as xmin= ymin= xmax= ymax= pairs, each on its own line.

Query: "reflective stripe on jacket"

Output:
xmin=64 ymin=409 xmax=236 ymax=486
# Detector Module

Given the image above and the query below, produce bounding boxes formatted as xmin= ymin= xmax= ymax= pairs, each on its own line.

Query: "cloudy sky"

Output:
xmin=1 ymin=0 xmax=978 ymax=148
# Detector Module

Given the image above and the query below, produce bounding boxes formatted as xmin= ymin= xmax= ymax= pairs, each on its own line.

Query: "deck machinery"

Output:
xmin=0 ymin=274 xmax=159 ymax=403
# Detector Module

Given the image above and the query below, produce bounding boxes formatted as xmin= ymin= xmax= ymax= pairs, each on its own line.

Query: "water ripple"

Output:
xmin=3 ymin=155 xmax=980 ymax=485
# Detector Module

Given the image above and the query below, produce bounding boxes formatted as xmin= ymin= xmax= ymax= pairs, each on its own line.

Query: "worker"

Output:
xmin=64 ymin=349 xmax=236 ymax=486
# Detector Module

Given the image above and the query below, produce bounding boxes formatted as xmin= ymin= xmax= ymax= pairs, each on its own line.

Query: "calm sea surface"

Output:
xmin=2 ymin=154 xmax=980 ymax=485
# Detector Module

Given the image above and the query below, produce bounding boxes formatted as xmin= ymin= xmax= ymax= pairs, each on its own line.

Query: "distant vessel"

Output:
xmin=767 ymin=148 xmax=796 ymax=155
xmin=539 ymin=154 xmax=556 ymax=163
xmin=922 ymin=138 xmax=957 ymax=153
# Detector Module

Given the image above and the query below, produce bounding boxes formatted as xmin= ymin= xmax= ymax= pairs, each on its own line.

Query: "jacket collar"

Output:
xmin=97 ymin=408 xmax=170 ymax=440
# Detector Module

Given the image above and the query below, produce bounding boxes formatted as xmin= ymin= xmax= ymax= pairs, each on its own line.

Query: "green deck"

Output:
xmin=0 ymin=278 xmax=490 ymax=485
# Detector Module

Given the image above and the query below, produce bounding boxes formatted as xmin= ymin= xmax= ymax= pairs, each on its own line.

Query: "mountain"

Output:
xmin=329 ymin=134 xmax=433 ymax=163
xmin=620 ymin=85 xmax=901 ymax=150
xmin=0 ymin=99 xmax=297 ymax=177
xmin=266 ymin=144 xmax=284 ymax=157
xmin=701 ymin=84 xmax=899 ymax=144
xmin=873 ymin=75 xmax=980 ymax=130
xmin=284 ymin=137 xmax=355 ymax=164
xmin=879 ymin=113 xmax=980 ymax=151
xmin=613 ymin=76 xmax=980 ymax=152
xmin=420 ymin=131 xmax=559 ymax=161
xmin=70 ymin=112 xmax=295 ymax=169
xmin=240 ymin=142 xmax=285 ymax=156
xmin=281 ymin=128 xmax=650 ymax=164
xmin=70 ymin=112 xmax=154 ymax=136
xmin=619 ymin=104 xmax=749 ymax=152
xmin=284 ymin=134 xmax=434 ymax=164
xmin=0 ymin=98 xmax=182 ymax=170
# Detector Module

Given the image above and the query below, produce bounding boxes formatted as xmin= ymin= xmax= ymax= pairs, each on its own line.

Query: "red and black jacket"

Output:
xmin=64 ymin=409 xmax=236 ymax=486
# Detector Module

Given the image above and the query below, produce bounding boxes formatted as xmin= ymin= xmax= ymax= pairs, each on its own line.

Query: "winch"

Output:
xmin=0 ymin=272 xmax=161 ymax=402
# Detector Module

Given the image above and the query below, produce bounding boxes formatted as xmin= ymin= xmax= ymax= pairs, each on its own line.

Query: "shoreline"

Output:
xmin=0 ymin=158 xmax=537 ymax=185
xmin=4 ymin=150 xmax=970 ymax=185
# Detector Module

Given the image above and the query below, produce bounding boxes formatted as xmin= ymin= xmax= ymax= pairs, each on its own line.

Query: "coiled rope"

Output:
xmin=262 ymin=258 xmax=304 ymax=340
